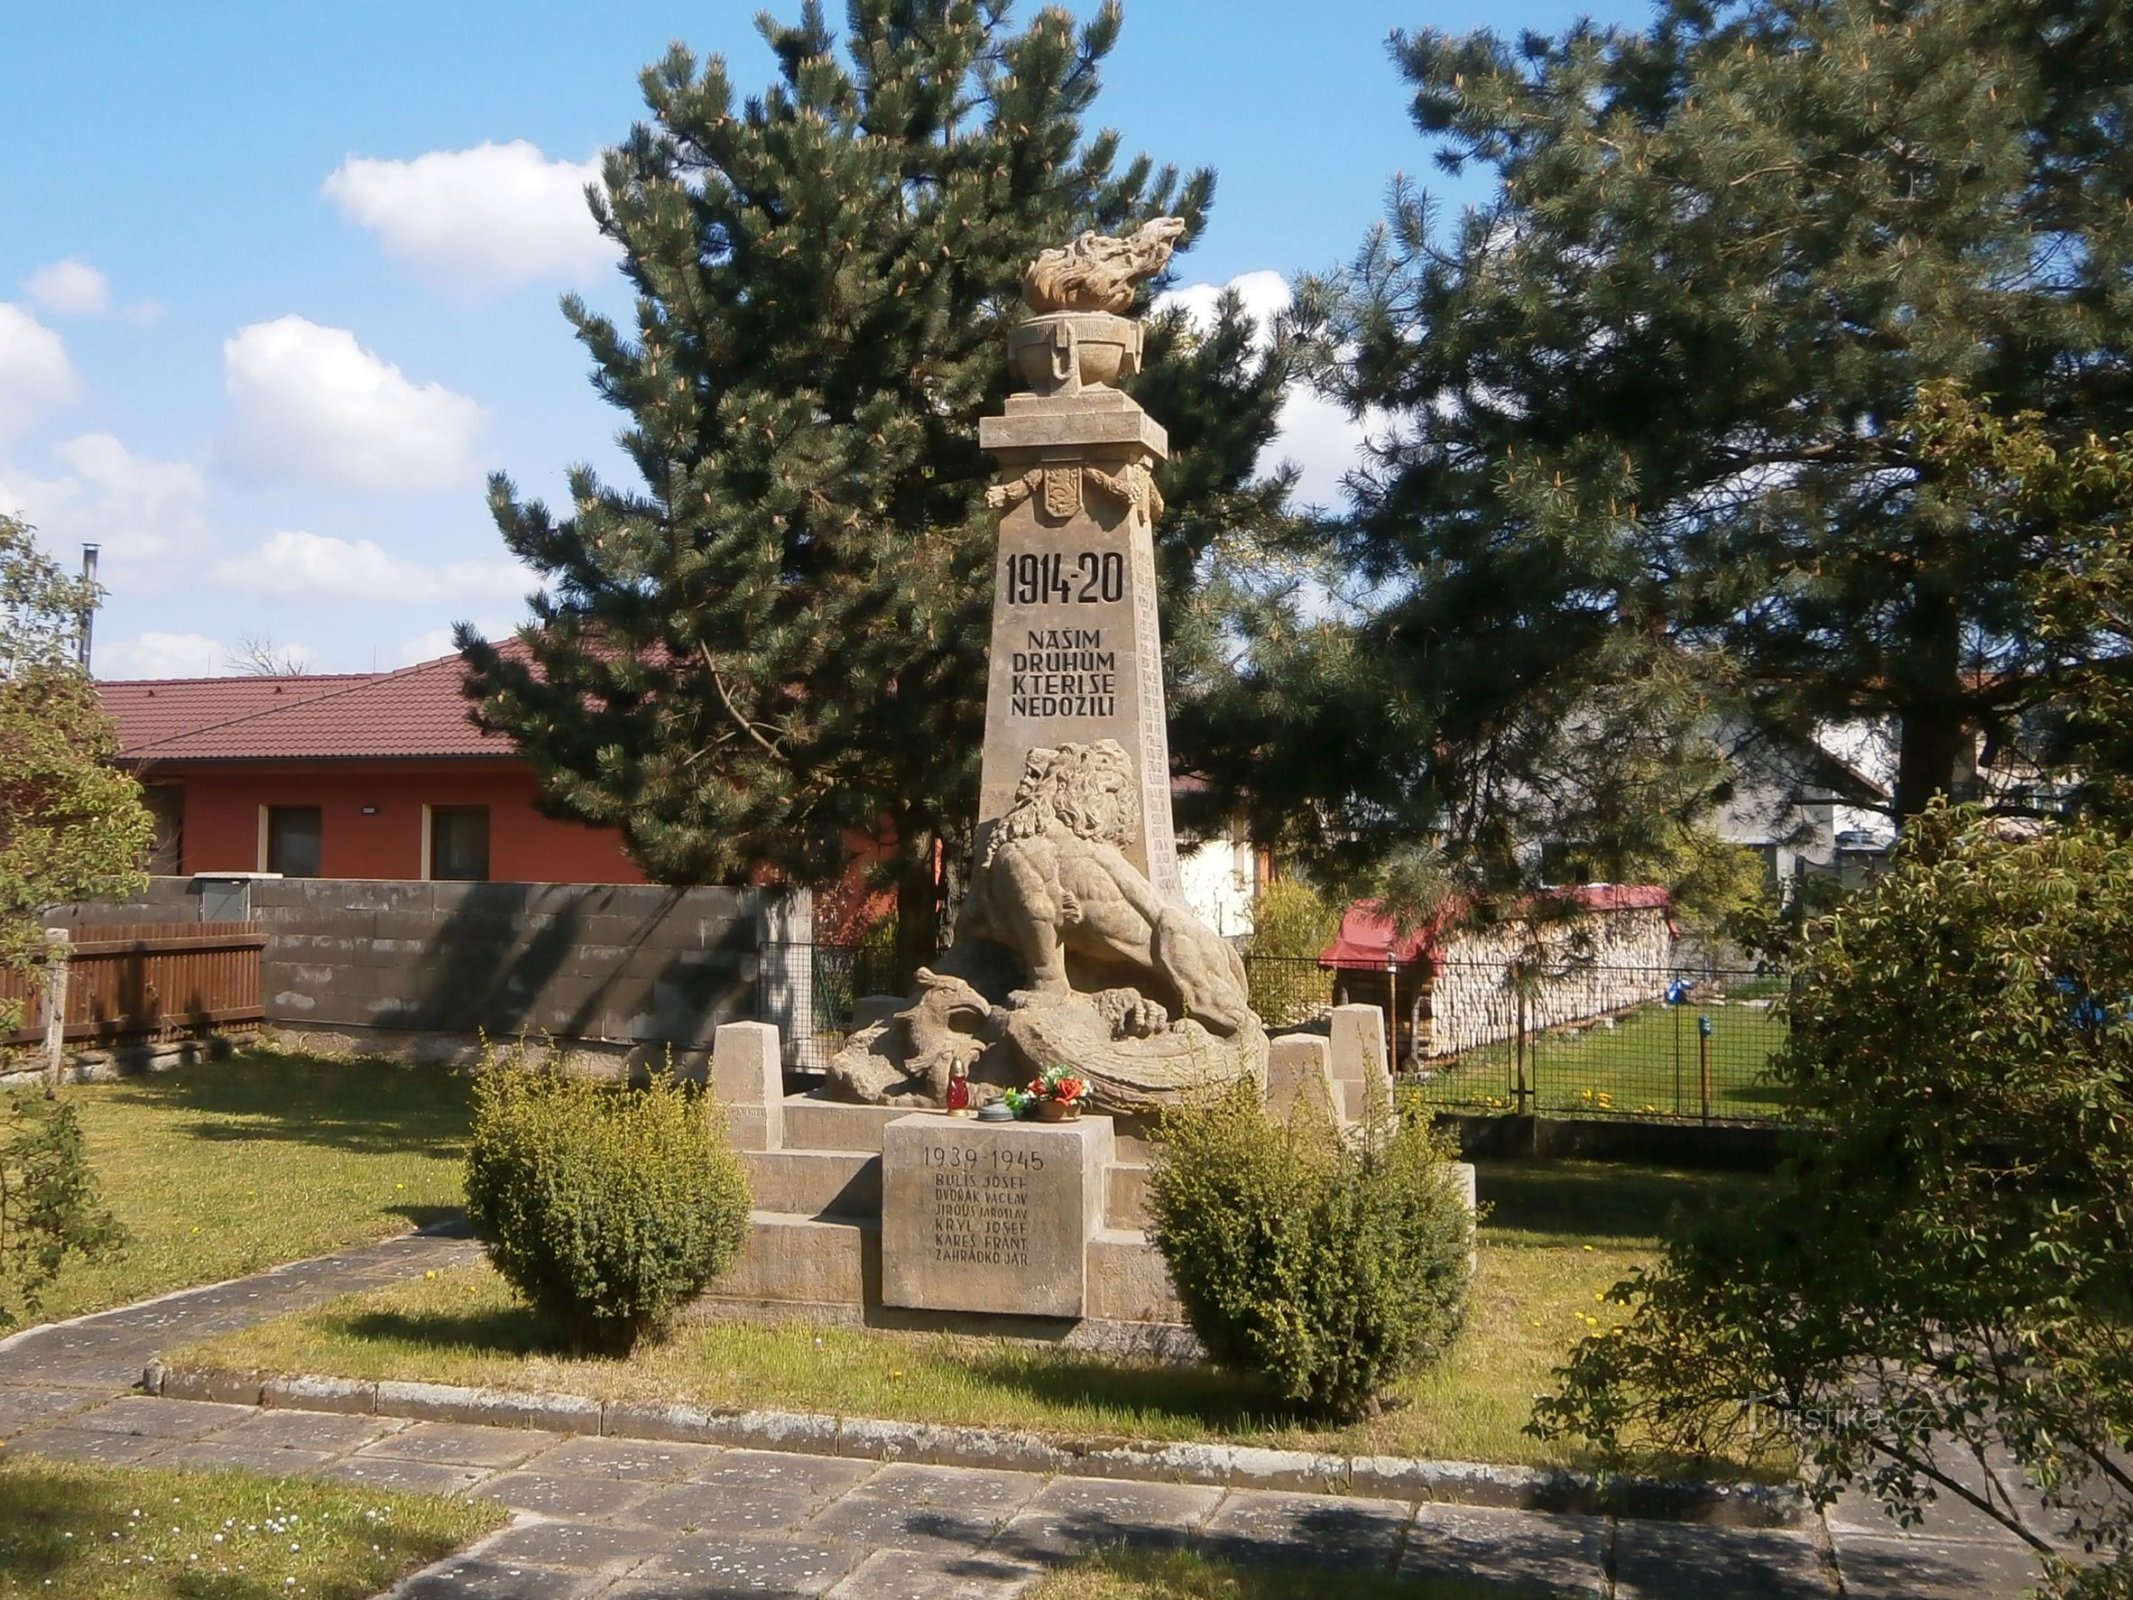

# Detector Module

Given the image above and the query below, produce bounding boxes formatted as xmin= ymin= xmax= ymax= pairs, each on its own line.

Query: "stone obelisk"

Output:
xmin=975 ymin=220 xmax=1185 ymax=895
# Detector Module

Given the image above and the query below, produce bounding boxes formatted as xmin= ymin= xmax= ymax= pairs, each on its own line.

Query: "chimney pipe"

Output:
xmin=77 ymin=544 xmax=99 ymax=671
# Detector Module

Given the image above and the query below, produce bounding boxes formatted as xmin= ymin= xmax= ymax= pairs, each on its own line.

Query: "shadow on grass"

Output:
xmin=99 ymin=1053 xmax=474 ymax=1160
xmin=959 ymin=1346 xmax=1300 ymax=1435
xmin=1476 ymin=1161 xmax=1773 ymax=1247
xmin=332 ymin=1302 xmax=570 ymax=1360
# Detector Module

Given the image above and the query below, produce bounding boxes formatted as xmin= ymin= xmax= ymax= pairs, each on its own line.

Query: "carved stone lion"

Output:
xmin=825 ymin=740 xmax=1265 ymax=1114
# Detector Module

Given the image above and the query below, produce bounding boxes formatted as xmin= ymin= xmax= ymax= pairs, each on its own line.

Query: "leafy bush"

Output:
xmin=0 ymin=1089 xmax=123 ymax=1330
xmin=1532 ymin=808 xmax=2133 ymax=1596
xmin=1245 ymin=879 xmax=1341 ymax=1025
xmin=1148 ymin=1081 xmax=1471 ymax=1421
xmin=463 ymin=1055 xmax=751 ymax=1354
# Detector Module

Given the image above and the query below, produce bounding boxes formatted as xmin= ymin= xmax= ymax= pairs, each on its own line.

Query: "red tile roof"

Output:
xmin=101 ymin=655 xmax=510 ymax=763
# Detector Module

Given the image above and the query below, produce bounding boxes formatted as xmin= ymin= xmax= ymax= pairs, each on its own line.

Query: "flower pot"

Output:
xmin=1032 ymin=1098 xmax=1081 ymax=1122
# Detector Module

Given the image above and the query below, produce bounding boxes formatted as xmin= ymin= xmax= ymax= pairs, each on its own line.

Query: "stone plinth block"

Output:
xmin=1266 ymin=1034 xmax=1338 ymax=1124
xmin=713 ymin=1022 xmax=783 ymax=1151
xmin=881 ymin=1112 xmax=1115 ymax=1319
xmin=1329 ymin=1004 xmax=1392 ymax=1094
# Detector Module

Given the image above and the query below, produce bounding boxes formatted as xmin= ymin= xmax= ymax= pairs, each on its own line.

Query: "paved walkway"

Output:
xmin=0 ymin=1232 xmax=2047 ymax=1598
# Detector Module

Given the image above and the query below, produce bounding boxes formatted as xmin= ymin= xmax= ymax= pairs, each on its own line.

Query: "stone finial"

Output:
xmin=1022 ymin=217 xmax=1187 ymax=315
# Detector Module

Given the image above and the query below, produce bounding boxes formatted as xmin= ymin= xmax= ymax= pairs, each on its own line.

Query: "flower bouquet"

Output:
xmin=1003 ymin=1064 xmax=1088 ymax=1121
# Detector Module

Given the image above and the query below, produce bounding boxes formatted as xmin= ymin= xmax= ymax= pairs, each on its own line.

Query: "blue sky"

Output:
xmin=0 ymin=0 xmax=1642 ymax=679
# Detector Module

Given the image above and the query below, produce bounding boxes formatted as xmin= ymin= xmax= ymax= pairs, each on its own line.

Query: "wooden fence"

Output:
xmin=0 ymin=922 xmax=266 ymax=1049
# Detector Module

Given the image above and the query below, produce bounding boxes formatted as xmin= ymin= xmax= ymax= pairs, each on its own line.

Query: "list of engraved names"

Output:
xmin=923 ymin=1141 xmax=1042 ymax=1267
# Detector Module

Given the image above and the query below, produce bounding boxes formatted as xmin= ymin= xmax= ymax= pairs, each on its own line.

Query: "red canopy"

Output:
xmin=1316 ymin=885 xmax=1673 ymax=973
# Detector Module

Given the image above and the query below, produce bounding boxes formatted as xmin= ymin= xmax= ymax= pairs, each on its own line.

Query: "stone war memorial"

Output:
xmin=700 ymin=222 xmax=1433 ymax=1343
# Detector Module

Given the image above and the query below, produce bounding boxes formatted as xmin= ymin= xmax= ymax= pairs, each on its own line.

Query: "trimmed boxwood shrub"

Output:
xmin=1148 ymin=1080 xmax=1471 ymax=1421
xmin=464 ymin=1058 xmax=751 ymax=1354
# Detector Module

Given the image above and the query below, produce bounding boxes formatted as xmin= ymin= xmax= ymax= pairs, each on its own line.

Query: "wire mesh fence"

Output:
xmin=758 ymin=943 xmax=1795 ymax=1121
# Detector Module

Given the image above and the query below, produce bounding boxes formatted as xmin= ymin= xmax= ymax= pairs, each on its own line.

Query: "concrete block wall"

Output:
xmin=1423 ymin=906 xmax=1674 ymax=1057
xmin=51 ymin=876 xmax=803 ymax=1056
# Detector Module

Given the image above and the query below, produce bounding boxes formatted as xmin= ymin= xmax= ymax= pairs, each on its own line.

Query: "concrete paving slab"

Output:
xmin=0 ymin=1384 xmax=97 ymax=1434
xmin=1197 ymin=1486 xmax=1415 ymax=1571
xmin=1399 ymin=1501 xmax=1610 ymax=1598
xmin=825 ymin=1544 xmax=1047 ymax=1599
xmin=988 ymin=1476 xmax=1223 ymax=1563
xmin=687 ymin=1447 xmax=879 ymax=1497
xmin=70 ymin=1395 xmax=257 ymax=1438
xmin=389 ymin=1551 xmax=609 ymax=1599
xmin=476 ymin=1470 xmax=657 ymax=1519
xmin=208 ymin=1407 xmax=408 ymax=1455
xmin=804 ymin=1463 xmax=1047 ymax=1552
xmin=146 ymin=1438 xmax=337 ymax=1477
xmin=5 ymin=1423 xmax=174 ymax=1466
xmin=1835 ymin=1533 xmax=2049 ymax=1599
xmin=615 ymin=1531 xmax=869 ymax=1597
xmin=519 ymin=1433 xmax=724 ymax=1481
xmin=1614 ymin=1519 xmax=1836 ymax=1598
xmin=1827 ymin=1481 xmax=2032 ymax=1547
xmin=356 ymin=1419 xmax=550 ymax=1469
xmin=312 ymin=1454 xmax=496 ymax=1497
xmin=631 ymin=1480 xmax=832 ymax=1536
xmin=476 ymin=1517 xmax=675 ymax=1574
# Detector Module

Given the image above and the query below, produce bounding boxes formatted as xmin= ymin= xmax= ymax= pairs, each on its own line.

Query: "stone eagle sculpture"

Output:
xmin=1022 ymin=217 xmax=1188 ymax=315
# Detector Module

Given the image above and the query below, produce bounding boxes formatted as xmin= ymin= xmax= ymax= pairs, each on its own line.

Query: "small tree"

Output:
xmin=460 ymin=2 xmax=1291 ymax=972
xmin=0 ymin=515 xmax=151 ymax=1020
xmin=0 ymin=513 xmax=139 ymax=1320
xmin=1533 ymin=808 xmax=2133 ymax=1596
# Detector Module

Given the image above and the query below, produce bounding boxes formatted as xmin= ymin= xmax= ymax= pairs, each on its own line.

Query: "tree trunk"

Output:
xmin=1892 ymin=589 xmax=1969 ymax=821
xmin=892 ymin=816 xmax=941 ymax=986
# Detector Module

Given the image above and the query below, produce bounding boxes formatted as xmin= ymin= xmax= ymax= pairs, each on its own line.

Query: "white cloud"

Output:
xmin=395 ymin=627 xmax=460 ymax=666
xmin=21 ymin=257 xmax=111 ymax=316
xmin=212 ymin=529 xmax=535 ymax=606
xmin=97 ymin=631 xmax=229 ymax=680
xmin=219 ymin=316 xmax=489 ymax=493
xmin=122 ymin=300 xmax=163 ymax=326
xmin=0 ymin=433 xmax=208 ymax=576
xmin=1157 ymin=270 xmax=1366 ymax=510
xmin=322 ymin=140 xmax=613 ymax=300
xmin=0 ymin=303 xmax=83 ymax=442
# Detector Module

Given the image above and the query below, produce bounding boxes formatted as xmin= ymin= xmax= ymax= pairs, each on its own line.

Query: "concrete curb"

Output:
xmin=143 ymin=1360 xmax=1803 ymax=1529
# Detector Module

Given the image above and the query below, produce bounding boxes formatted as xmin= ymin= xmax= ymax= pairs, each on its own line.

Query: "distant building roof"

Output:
xmin=1319 ymin=885 xmax=1674 ymax=972
xmin=100 ymin=654 xmax=508 ymax=764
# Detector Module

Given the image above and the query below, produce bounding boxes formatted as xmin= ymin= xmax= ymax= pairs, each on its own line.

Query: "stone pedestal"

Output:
xmin=978 ymin=389 xmax=1177 ymax=893
xmin=1266 ymin=1034 xmax=1339 ymax=1124
xmin=713 ymin=1021 xmax=784 ymax=1152
xmin=880 ymin=1112 xmax=1115 ymax=1319
xmin=1330 ymin=1003 xmax=1393 ymax=1121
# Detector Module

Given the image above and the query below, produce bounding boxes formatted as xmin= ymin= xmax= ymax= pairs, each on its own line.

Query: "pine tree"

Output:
xmin=1288 ymin=0 xmax=2133 ymax=864
xmin=459 ymin=1 xmax=1289 ymax=971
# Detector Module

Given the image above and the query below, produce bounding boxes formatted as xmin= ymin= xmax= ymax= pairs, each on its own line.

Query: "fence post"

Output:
xmin=1698 ymin=1014 xmax=1714 ymax=1124
xmin=41 ymin=927 xmax=70 ymax=1100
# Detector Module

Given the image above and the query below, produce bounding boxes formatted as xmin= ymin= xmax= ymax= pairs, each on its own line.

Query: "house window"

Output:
xmin=265 ymin=806 xmax=322 ymax=878
xmin=429 ymin=806 xmax=490 ymax=882
xmin=143 ymin=785 xmax=184 ymax=875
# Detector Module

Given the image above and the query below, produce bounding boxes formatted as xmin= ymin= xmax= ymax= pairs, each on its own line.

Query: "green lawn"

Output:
xmin=1030 ymin=1547 xmax=1557 ymax=1599
xmin=1412 ymin=998 xmax=1795 ymax=1119
xmin=0 ymin=1456 xmax=500 ymax=1600
xmin=19 ymin=1048 xmax=474 ymax=1326
xmin=173 ymin=1160 xmax=1780 ymax=1480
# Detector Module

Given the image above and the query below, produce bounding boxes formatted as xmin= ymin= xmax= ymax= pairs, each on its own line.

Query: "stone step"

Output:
xmin=1105 ymin=1160 xmax=1151 ymax=1231
xmin=780 ymin=1096 xmax=906 ymax=1154
xmin=740 ymin=1150 xmax=881 ymax=1217
xmin=1088 ymin=1227 xmax=1183 ymax=1325
xmin=713 ymin=1210 xmax=877 ymax=1307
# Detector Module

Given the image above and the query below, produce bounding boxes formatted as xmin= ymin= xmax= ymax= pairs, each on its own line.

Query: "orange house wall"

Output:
xmin=151 ymin=761 xmax=648 ymax=884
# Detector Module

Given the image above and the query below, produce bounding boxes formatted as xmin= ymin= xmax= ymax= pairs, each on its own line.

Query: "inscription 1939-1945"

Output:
xmin=924 ymin=1142 xmax=1043 ymax=1267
